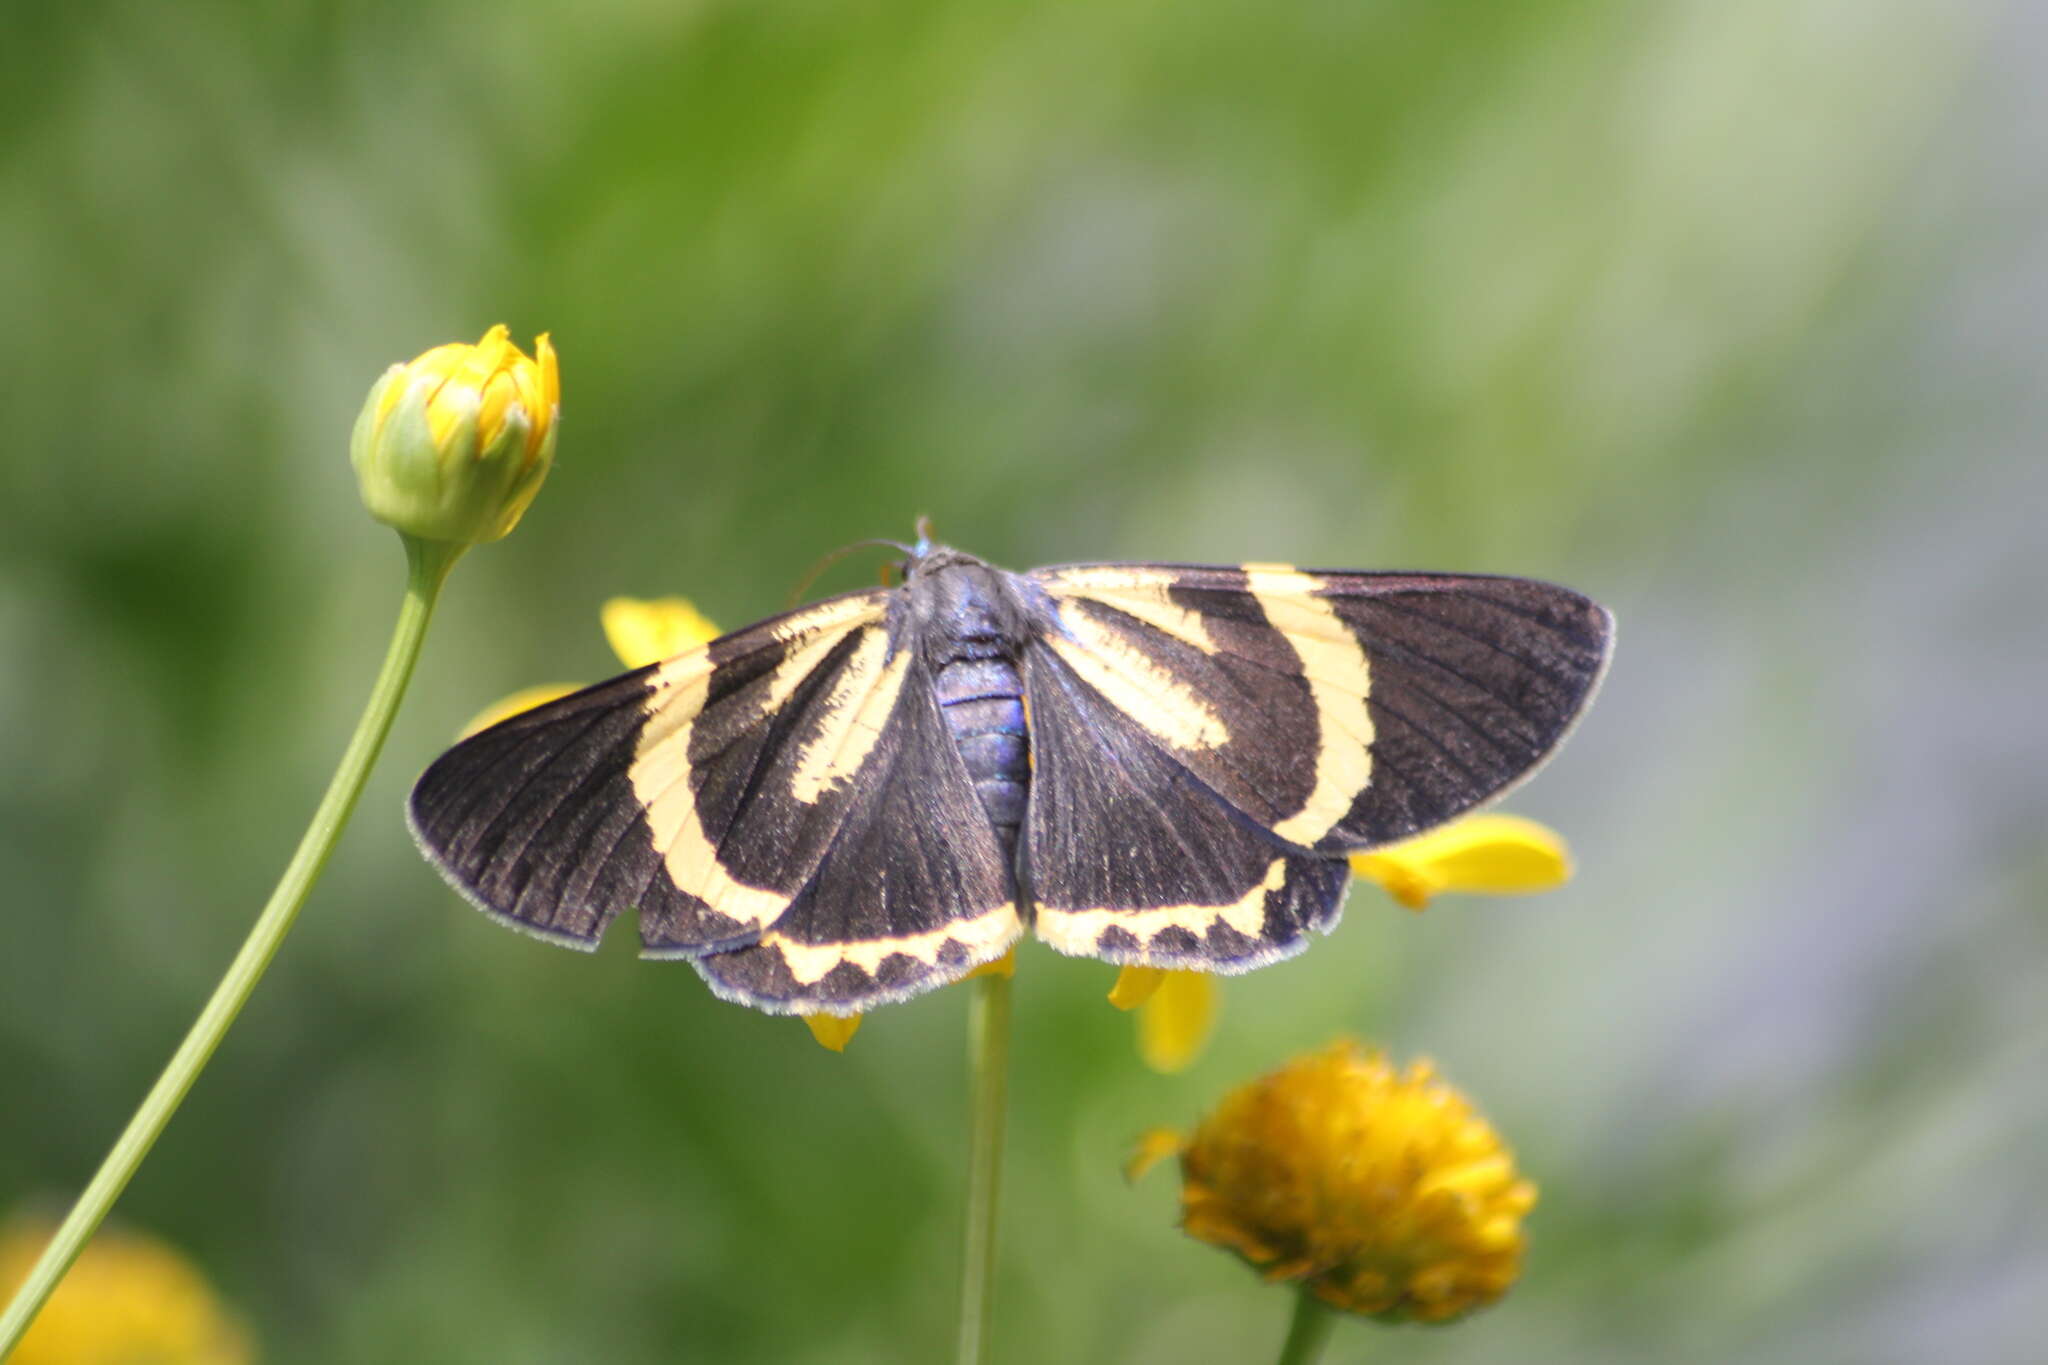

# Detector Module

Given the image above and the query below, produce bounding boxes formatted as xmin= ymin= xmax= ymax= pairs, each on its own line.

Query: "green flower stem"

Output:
xmin=1274 ymin=1287 xmax=1338 ymax=1365
xmin=955 ymin=968 xmax=1013 ymax=1365
xmin=0 ymin=536 xmax=461 ymax=1358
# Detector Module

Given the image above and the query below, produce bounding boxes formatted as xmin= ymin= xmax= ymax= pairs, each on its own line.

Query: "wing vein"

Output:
xmin=476 ymin=706 xmax=638 ymax=879
xmin=1351 ymin=593 xmax=1590 ymax=689
xmin=1363 ymin=682 xmax=1497 ymax=784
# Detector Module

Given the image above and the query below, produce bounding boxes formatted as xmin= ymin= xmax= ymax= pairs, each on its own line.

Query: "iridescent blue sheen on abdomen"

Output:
xmin=933 ymin=655 xmax=1029 ymax=862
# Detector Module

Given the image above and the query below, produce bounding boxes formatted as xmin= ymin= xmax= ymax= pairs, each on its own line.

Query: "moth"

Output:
xmin=409 ymin=536 xmax=1612 ymax=1015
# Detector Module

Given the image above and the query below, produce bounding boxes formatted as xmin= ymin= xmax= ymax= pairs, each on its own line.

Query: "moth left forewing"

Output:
xmin=408 ymin=665 xmax=678 ymax=951
xmin=408 ymin=587 xmax=896 ymax=959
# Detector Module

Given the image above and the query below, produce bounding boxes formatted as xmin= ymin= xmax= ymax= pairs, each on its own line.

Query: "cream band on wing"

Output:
xmin=787 ymin=633 xmax=909 ymax=805
xmin=1033 ymin=858 xmax=1289 ymax=955
xmin=1046 ymin=606 xmax=1231 ymax=753
xmin=633 ymin=688 xmax=793 ymax=931
xmin=761 ymin=902 xmax=1023 ymax=985
xmin=1040 ymin=569 xmax=1223 ymax=656
xmin=1243 ymin=565 xmax=1375 ymax=847
xmin=766 ymin=592 xmax=884 ymax=644
xmin=630 ymin=600 xmax=889 ymax=931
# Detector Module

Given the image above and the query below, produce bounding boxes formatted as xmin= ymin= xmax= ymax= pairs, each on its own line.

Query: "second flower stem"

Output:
xmin=0 ymin=536 xmax=458 ymax=1358
xmin=1275 ymin=1287 xmax=1338 ymax=1365
xmin=955 ymin=968 xmax=1013 ymax=1365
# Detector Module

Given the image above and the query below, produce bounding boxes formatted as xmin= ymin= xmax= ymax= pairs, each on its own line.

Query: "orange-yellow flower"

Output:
xmin=1133 ymin=1041 xmax=1535 ymax=1323
xmin=0 ymin=1215 xmax=252 ymax=1365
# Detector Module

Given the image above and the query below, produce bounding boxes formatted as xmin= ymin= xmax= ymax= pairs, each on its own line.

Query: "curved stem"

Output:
xmin=954 ymin=969 xmax=1013 ymax=1365
xmin=1274 ymin=1287 xmax=1338 ymax=1365
xmin=0 ymin=536 xmax=460 ymax=1357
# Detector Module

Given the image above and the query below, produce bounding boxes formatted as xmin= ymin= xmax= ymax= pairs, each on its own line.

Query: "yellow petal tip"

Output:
xmin=802 ymin=1013 xmax=861 ymax=1052
xmin=963 ymin=948 xmax=1017 ymax=982
xmin=458 ymin=683 xmax=581 ymax=738
xmin=1108 ymin=965 xmax=1166 ymax=1011
xmin=1124 ymin=1128 xmax=1185 ymax=1183
xmin=1137 ymin=971 xmax=1219 ymax=1073
xmin=1353 ymin=812 xmax=1574 ymax=904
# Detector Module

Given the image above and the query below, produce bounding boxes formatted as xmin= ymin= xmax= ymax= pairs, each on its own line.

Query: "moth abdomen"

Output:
xmin=933 ymin=654 xmax=1031 ymax=860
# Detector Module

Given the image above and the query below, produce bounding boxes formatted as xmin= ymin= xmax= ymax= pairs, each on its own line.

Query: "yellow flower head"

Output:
xmin=1 ymin=1215 xmax=252 ymax=1365
xmin=352 ymin=324 xmax=559 ymax=547
xmin=1142 ymin=1041 xmax=1535 ymax=1323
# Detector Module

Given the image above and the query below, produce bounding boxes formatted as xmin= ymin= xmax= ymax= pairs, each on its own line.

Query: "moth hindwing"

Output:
xmin=409 ymin=545 xmax=1612 ymax=1013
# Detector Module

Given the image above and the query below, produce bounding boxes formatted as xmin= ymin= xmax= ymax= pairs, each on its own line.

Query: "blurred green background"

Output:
xmin=5 ymin=0 xmax=2044 ymax=1360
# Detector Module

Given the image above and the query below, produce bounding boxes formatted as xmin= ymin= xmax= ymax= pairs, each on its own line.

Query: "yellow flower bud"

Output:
xmin=352 ymin=325 xmax=559 ymax=547
xmin=1143 ymin=1041 xmax=1535 ymax=1324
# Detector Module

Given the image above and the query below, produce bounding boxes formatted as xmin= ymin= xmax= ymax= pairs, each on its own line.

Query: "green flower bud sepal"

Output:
xmin=352 ymin=325 xmax=559 ymax=550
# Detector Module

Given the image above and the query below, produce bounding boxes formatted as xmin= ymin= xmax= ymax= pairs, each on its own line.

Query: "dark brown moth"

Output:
xmin=409 ymin=537 xmax=1612 ymax=1014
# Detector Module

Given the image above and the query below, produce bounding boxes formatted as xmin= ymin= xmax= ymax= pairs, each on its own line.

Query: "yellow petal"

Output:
xmin=1123 ymin=1127 xmax=1185 ymax=1183
xmin=536 ymin=332 xmax=559 ymax=417
xmin=963 ymin=948 xmax=1016 ymax=981
xmin=475 ymin=366 xmax=519 ymax=454
xmin=1107 ymin=964 xmax=1166 ymax=1011
xmin=601 ymin=596 xmax=721 ymax=668
xmin=458 ymin=683 xmax=581 ymax=738
xmin=802 ymin=1013 xmax=861 ymax=1052
xmin=1351 ymin=813 xmax=1572 ymax=909
xmin=1138 ymin=970 xmax=1219 ymax=1074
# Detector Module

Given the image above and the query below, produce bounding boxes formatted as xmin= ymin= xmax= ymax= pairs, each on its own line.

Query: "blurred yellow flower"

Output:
xmin=459 ymin=598 xmax=718 ymax=739
xmin=352 ymin=325 xmax=559 ymax=547
xmin=458 ymin=682 xmax=585 ymax=739
xmin=1135 ymin=1041 xmax=1534 ymax=1324
xmin=600 ymin=596 xmax=720 ymax=670
xmin=0 ymin=1215 xmax=252 ymax=1365
xmin=1111 ymin=813 xmax=1575 ymax=1073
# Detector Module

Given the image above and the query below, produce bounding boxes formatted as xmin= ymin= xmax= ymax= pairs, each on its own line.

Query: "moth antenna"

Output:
xmin=786 ymin=538 xmax=915 ymax=608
